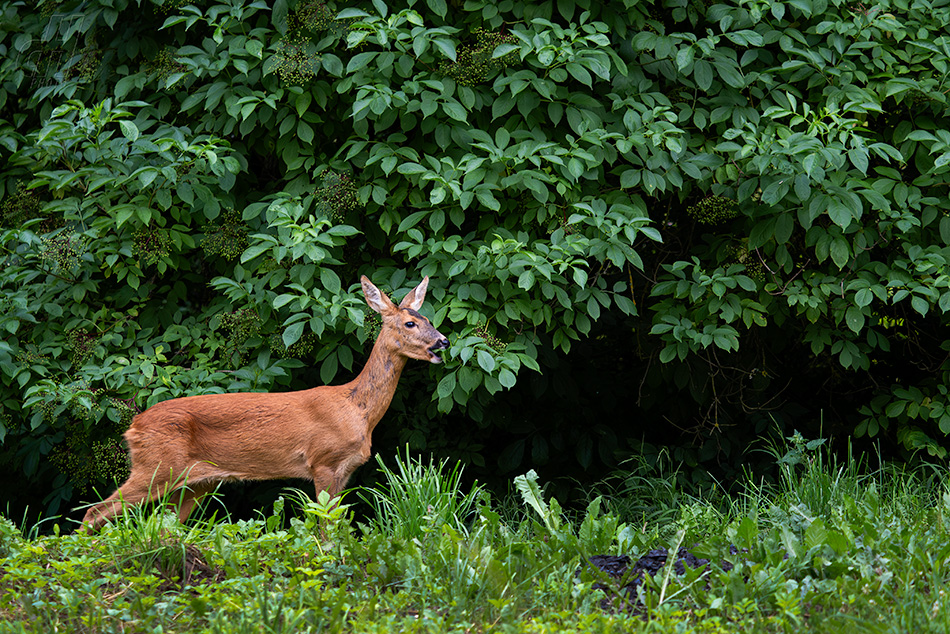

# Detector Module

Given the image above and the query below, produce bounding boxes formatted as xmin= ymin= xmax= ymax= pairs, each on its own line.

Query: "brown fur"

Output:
xmin=80 ymin=276 xmax=449 ymax=531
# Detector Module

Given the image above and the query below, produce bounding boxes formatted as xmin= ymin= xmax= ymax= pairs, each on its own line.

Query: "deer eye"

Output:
xmin=405 ymin=321 xmax=416 ymax=328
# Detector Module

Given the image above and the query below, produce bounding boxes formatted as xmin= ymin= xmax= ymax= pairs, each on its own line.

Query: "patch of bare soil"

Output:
xmin=154 ymin=543 xmax=226 ymax=590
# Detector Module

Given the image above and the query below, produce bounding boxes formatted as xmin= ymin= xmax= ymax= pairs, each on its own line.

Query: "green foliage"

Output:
xmin=2 ymin=448 xmax=950 ymax=631
xmin=2 ymin=0 xmax=950 ymax=518
xmin=357 ymin=447 xmax=485 ymax=541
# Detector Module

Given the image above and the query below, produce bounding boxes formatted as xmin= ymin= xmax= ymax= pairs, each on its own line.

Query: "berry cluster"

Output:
xmin=275 ymin=35 xmax=321 ymax=85
xmin=147 ymin=47 xmax=187 ymax=84
xmin=441 ymin=28 xmax=519 ymax=86
xmin=289 ymin=0 xmax=335 ymax=32
xmin=362 ymin=312 xmax=382 ymax=342
xmin=687 ymin=195 xmax=739 ymax=224
xmin=64 ymin=45 xmax=102 ymax=82
xmin=133 ymin=227 xmax=171 ymax=266
xmin=16 ymin=348 xmax=49 ymax=367
xmin=33 ymin=396 xmax=60 ymax=424
xmin=474 ymin=323 xmax=507 ymax=353
xmin=219 ymin=308 xmax=262 ymax=367
xmin=726 ymin=244 xmax=766 ymax=282
xmin=908 ymin=89 xmax=938 ymax=111
xmin=269 ymin=332 xmax=318 ymax=359
xmin=202 ymin=208 xmax=248 ymax=260
xmin=39 ymin=233 xmax=88 ymax=271
xmin=68 ymin=327 xmax=98 ymax=367
xmin=558 ymin=214 xmax=576 ymax=235
xmin=257 ymin=256 xmax=282 ymax=275
xmin=108 ymin=397 xmax=138 ymax=428
xmin=315 ymin=170 xmax=359 ymax=222
xmin=50 ymin=443 xmax=96 ymax=493
xmin=1 ymin=182 xmax=43 ymax=228
xmin=69 ymin=379 xmax=103 ymax=420
xmin=40 ymin=1 xmax=62 ymax=18
xmin=92 ymin=438 xmax=131 ymax=485
xmin=157 ymin=0 xmax=192 ymax=14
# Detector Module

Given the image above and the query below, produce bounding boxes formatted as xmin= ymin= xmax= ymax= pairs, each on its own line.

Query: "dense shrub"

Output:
xmin=0 ymin=0 xmax=948 ymax=516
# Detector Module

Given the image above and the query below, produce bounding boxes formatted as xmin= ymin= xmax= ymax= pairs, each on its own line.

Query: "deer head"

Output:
xmin=361 ymin=275 xmax=450 ymax=363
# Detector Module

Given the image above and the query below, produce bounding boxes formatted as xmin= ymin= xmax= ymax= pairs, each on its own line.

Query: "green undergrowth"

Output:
xmin=2 ymin=435 xmax=950 ymax=633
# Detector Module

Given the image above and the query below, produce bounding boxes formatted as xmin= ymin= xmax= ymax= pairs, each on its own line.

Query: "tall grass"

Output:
xmin=357 ymin=447 xmax=485 ymax=541
xmin=2 ymin=435 xmax=950 ymax=632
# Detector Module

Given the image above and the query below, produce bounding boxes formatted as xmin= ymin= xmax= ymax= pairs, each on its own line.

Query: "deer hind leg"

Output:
xmin=173 ymin=482 xmax=215 ymax=523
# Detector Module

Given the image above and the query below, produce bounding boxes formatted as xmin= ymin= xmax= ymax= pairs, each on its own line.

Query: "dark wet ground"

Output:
xmin=580 ymin=547 xmax=737 ymax=611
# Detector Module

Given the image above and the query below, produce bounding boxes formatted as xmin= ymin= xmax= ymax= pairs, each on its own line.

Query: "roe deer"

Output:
xmin=80 ymin=276 xmax=449 ymax=531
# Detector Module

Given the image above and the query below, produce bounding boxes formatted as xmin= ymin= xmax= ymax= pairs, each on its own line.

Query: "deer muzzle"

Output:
xmin=427 ymin=337 xmax=450 ymax=363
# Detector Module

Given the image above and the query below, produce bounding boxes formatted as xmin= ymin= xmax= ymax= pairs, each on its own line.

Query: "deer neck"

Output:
xmin=345 ymin=335 xmax=408 ymax=432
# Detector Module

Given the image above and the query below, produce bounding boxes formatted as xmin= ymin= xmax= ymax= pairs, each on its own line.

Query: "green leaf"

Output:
xmin=829 ymin=238 xmax=850 ymax=269
xmin=320 ymin=268 xmax=341 ymax=293
xmin=441 ymin=101 xmax=467 ymax=122
xmin=432 ymin=38 xmax=456 ymax=61
xmin=297 ymin=120 xmax=314 ymax=144
xmin=492 ymin=43 xmax=519 ymax=59
xmin=475 ymin=188 xmax=500 ymax=211
xmin=119 ymin=120 xmax=139 ymax=142
xmin=283 ymin=322 xmax=305 ymax=347
xmin=518 ymin=270 xmax=535 ymax=290
xmin=437 ymin=371 xmax=457 ymax=398
xmin=845 ymin=306 xmax=865 ymax=333
xmin=773 ymin=213 xmax=794 ymax=245
xmin=805 ymin=518 xmax=829 ymax=551
xmin=514 ymin=469 xmax=559 ymax=533
xmin=337 ymin=8 xmax=370 ymax=19
xmin=347 ymin=52 xmax=377 ymax=73
xmin=476 ymin=349 xmax=496 ymax=373
xmin=693 ymin=59 xmax=713 ymax=90
xmin=398 ymin=162 xmax=427 ymax=175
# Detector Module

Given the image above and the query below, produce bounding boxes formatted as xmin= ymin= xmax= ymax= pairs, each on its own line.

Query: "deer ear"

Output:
xmin=361 ymin=276 xmax=396 ymax=314
xmin=399 ymin=276 xmax=429 ymax=311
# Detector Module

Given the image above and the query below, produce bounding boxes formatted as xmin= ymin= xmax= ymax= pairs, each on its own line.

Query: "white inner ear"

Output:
xmin=400 ymin=276 xmax=428 ymax=311
xmin=362 ymin=277 xmax=394 ymax=314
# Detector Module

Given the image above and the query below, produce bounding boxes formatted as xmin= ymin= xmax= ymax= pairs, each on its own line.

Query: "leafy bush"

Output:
xmin=1 ymin=0 xmax=950 ymax=519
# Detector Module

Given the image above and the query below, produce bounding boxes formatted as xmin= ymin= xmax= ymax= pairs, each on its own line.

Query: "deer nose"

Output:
xmin=434 ymin=337 xmax=449 ymax=350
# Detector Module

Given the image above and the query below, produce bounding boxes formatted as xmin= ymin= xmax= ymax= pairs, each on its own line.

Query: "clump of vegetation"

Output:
xmin=362 ymin=311 xmax=382 ymax=342
xmin=91 ymin=438 xmax=130 ymax=485
xmin=147 ymin=47 xmax=186 ymax=84
xmin=1 ymin=439 xmax=949 ymax=632
xmin=289 ymin=0 xmax=335 ymax=32
xmin=269 ymin=331 xmax=318 ymax=359
xmin=67 ymin=328 xmax=97 ymax=367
